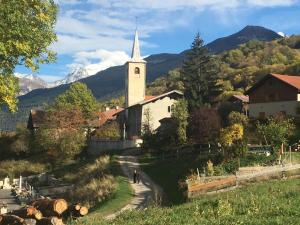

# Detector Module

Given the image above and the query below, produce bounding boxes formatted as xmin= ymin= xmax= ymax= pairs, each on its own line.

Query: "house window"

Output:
xmin=168 ymin=106 xmax=171 ymax=113
xmin=135 ymin=67 xmax=140 ymax=74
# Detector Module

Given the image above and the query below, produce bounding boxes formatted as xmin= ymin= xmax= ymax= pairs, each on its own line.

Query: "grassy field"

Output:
xmin=82 ymin=178 xmax=300 ymax=225
xmin=139 ymin=152 xmax=300 ymax=205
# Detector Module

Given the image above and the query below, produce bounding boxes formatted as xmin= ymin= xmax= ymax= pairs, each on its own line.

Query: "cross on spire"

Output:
xmin=131 ymin=29 xmax=142 ymax=61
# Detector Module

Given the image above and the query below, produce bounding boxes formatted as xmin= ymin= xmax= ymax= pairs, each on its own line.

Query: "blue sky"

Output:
xmin=16 ymin=0 xmax=300 ymax=83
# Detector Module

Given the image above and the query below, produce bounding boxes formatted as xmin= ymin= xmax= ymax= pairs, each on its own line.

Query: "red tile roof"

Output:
xmin=245 ymin=73 xmax=300 ymax=94
xmin=98 ymin=107 xmax=124 ymax=126
xmin=144 ymin=95 xmax=156 ymax=100
xmin=271 ymin=73 xmax=300 ymax=90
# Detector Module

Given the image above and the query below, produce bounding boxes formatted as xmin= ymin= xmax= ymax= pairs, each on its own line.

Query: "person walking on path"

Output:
xmin=136 ymin=171 xmax=140 ymax=184
xmin=133 ymin=170 xmax=137 ymax=183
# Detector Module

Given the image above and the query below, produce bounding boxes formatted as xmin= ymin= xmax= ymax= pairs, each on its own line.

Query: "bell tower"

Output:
xmin=125 ymin=30 xmax=146 ymax=107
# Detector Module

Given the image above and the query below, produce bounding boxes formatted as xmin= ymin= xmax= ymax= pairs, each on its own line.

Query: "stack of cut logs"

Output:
xmin=0 ymin=198 xmax=88 ymax=225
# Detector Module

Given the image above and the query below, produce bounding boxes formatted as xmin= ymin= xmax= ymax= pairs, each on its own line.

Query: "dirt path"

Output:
xmin=105 ymin=152 xmax=164 ymax=219
xmin=0 ymin=189 xmax=21 ymax=212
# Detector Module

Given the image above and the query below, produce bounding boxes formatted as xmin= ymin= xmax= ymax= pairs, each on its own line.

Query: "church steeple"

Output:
xmin=125 ymin=29 xmax=147 ymax=107
xmin=130 ymin=30 xmax=145 ymax=62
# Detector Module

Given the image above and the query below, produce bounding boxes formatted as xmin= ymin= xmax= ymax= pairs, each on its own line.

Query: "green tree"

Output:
xmin=10 ymin=124 xmax=31 ymax=156
xmin=54 ymin=82 xmax=99 ymax=120
xmin=181 ymin=33 xmax=221 ymax=111
xmin=228 ymin=111 xmax=249 ymax=127
xmin=171 ymin=99 xmax=188 ymax=145
xmin=256 ymin=116 xmax=295 ymax=153
xmin=0 ymin=0 xmax=58 ymax=111
xmin=35 ymin=106 xmax=86 ymax=164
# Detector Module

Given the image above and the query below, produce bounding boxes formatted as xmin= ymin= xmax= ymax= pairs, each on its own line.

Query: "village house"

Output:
xmin=228 ymin=94 xmax=249 ymax=116
xmin=115 ymin=30 xmax=183 ymax=139
xmin=245 ymin=73 xmax=300 ymax=118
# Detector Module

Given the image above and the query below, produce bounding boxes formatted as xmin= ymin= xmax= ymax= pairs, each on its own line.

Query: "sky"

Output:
xmin=16 ymin=0 xmax=300 ymax=83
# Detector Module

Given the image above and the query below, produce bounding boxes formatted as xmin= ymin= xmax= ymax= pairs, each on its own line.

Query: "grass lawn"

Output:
xmin=87 ymin=178 xmax=300 ymax=225
xmin=138 ymin=153 xmax=217 ymax=205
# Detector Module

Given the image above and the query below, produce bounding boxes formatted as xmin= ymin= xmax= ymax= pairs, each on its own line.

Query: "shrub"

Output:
xmin=222 ymin=160 xmax=239 ymax=174
xmin=94 ymin=122 xmax=121 ymax=140
xmin=228 ymin=111 xmax=248 ymax=127
xmin=206 ymin=160 xmax=214 ymax=176
xmin=0 ymin=160 xmax=48 ymax=179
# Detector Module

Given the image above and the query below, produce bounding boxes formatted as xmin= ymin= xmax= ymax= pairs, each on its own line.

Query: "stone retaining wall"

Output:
xmin=88 ymin=139 xmax=142 ymax=155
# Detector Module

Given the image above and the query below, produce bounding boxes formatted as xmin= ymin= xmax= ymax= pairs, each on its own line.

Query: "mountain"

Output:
xmin=206 ymin=25 xmax=281 ymax=53
xmin=1 ymin=25 xmax=283 ymax=131
xmin=50 ymin=67 xmax=90 ymax=87
xmin=19 ymin=26 xmax=281 ymax=104
xmin=15 ymin=73 xmax=48 ymax=96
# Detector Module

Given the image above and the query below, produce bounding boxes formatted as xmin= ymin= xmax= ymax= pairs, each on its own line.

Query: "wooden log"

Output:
xmin=31 ymin=199 xmax=68 ymax=217
xmin=36 ymin=217 xmax=64 ymax=225
xmin=79 ymin=206 xmax=88 ymax=216
xmin=10 ymin=206 xmax=43 ymax=220
xmin=62 ymin=204 xmax=88 ymax=219
xmin=0 ymin=214 xmax=25 ymax=225
xmin=74 ymin=203 xmax=81 ymax=211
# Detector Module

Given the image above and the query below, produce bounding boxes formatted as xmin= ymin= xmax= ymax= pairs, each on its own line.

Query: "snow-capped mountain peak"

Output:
xmin=14 ymin=73 xmax=49 ymax=96
xmin=50 ymin=66 xmax=90 ymax=87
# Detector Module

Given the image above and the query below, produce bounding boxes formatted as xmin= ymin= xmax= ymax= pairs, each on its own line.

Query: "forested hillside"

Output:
xmin=146 ymin=36 xmax=300 ymax=101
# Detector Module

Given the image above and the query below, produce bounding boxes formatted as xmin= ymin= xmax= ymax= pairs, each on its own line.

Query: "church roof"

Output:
xmin=137 ymin=90 xmax=183 ymax=106
xmin=129 ymin=30 xmax=146 ymax=63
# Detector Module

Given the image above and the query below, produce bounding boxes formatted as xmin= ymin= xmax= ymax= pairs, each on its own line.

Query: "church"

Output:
xmin=115 ymin=30 xmax=183 ymax=140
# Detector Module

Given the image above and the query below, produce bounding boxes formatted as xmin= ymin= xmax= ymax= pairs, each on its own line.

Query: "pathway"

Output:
xmin=105 ymin=151 xmax=164 ymax=219
xmin=0 ymin=189 xmax=21 ymax=213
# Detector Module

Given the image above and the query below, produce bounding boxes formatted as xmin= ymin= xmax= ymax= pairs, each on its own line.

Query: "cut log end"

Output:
xmin=53 ymin=199 xmax=68 ymax=215
xmin=74 ymin=204 xmax=81 ymax=211
xmin=79 ymin=206 xmax=88 ymax=216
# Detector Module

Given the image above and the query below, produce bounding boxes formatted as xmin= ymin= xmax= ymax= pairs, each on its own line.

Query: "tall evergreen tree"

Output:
xmin=181 ymin=33 xmax=221 ymax=112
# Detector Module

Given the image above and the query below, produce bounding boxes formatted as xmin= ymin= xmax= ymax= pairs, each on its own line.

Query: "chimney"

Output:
xmin=105 ymin=107 xmax=110 ymax=111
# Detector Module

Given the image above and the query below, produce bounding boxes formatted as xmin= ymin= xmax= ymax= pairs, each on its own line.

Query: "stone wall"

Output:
xmin=87 ymin=139 xmax=142 ymax=155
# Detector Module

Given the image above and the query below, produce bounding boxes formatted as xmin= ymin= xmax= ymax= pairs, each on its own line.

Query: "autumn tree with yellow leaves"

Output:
xmin=0 ymin=0 xmax=58 ymax=111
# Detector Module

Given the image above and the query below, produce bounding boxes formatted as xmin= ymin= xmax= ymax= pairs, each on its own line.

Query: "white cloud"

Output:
xmin=68 ymin=49 xmax=130 ymax=75
xmin=51 ymin=0 xmax=300 ymax=79
xmin=53 ymin=0 xmax=299 ymax=55
xmin=247 ymin=0 xmax=297 ymax=7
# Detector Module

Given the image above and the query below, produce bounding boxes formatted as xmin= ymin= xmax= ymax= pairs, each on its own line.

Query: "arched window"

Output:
xmin=135 ymin=67 xmax=140 ymax=74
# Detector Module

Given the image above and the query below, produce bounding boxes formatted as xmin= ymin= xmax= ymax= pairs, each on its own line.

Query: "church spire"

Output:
xmin=131 ymin=30 xmax=143 ymax=62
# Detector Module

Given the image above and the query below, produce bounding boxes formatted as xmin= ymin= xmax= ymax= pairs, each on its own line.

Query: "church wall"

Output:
xmin=141 ymin=96 xmax=177 ymax=131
